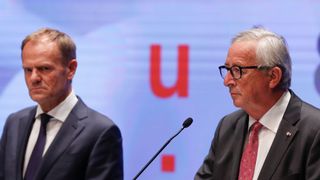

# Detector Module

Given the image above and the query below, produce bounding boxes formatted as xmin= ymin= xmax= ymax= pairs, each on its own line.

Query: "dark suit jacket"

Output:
xmin=195 ymin=91 xmax=320 ymax=180
xmin=0 ymin=98 xmax=123 ymax=180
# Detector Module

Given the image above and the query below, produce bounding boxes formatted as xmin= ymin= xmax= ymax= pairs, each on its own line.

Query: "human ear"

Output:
xmin=269 ymin=66 xmax=282 ymax=89
xmin=67 ymin=59 xmax=77 ymax=80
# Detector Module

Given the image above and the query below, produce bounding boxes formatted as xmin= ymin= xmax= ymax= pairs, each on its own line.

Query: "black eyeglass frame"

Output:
xmin=218 ymin=65 xmax=270 ymax=80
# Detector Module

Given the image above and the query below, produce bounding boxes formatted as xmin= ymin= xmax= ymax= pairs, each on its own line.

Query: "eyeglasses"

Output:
xmin=218 ymin=65 xmax=269 ymax=80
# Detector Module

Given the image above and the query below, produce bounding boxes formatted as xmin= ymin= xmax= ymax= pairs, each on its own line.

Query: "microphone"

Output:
xmin=133 ymin=117 xmax=193 ymax=180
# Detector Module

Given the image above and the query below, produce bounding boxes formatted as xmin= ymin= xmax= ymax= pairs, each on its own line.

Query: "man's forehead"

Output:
xmin=226 ymin=41 xmax=257 ymax=65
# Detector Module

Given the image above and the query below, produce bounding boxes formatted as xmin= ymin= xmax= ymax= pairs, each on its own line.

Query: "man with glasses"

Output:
xmin=195 ymin=27 xmax=320 ymax=180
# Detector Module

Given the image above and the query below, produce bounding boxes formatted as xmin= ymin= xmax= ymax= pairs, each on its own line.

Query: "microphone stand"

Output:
xmin=133 ymin=127 xmax=185 ymax=180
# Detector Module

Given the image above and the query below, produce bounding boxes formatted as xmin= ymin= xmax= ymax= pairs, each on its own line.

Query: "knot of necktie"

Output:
xmin=40 ymin=113 xmax=52 ymax=129
xmin=250 ymin=121 xmax=263 ymax=134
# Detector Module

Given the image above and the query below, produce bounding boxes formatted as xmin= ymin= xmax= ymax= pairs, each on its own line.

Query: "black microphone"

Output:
xmin=133 ymin=117 xmax=193 ymax=180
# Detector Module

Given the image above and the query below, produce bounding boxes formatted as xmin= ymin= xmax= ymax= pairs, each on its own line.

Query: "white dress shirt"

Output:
xmin=248 ymin=91 xmax=291 ymax=180
xmin=23 ymin=90 xmax=78 ymax=176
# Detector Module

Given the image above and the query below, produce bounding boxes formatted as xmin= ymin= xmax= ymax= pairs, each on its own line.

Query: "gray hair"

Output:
xmin=232 ymin=27 xmax=291 ymax=90
xmin=21 ymin=28 xmax=76 ymax=65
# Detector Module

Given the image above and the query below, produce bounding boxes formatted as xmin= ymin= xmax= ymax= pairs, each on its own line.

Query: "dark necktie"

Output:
xmin=238 ymin=121 xmax=263 ymax=180
xmin=24 ymin=113 xmax=52 ymax=180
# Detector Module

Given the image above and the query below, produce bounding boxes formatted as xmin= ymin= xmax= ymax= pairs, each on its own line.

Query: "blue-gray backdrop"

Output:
xmin=1 ymin=0 xmax=320 ymax=179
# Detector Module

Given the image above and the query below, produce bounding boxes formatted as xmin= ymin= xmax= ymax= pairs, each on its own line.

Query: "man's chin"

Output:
xmin=30 ymin=94 xmax=47 ymax=103
xmin=232 ymin=99 xmax=241 ymax=108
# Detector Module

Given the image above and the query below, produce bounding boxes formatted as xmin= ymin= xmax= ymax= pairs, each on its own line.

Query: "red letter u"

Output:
xmin=150 ymin=44 xmax=189 ymax=98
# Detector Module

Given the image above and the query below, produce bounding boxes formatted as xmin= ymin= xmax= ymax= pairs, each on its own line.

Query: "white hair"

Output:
xmin=232 ymin=27 xmax=292 ymax=90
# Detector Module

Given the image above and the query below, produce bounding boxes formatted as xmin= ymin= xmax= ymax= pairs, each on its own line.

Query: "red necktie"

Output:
xmin=238 ymin=121 xmax=263 ymax=180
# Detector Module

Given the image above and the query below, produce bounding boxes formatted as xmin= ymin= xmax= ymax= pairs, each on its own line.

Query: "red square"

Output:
xmin=161 ymin=154 xmax=175 ymax=172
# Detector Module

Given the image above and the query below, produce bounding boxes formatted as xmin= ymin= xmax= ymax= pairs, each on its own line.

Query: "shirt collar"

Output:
xmin=35 ymin=90 xmax=78 ymax=122
xmin=248 ymin=91 xmax=291 ymax=133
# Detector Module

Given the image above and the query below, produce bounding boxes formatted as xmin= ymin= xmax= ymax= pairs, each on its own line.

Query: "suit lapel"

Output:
xmin=35 ymin=99 xmax=87 ymax=180
xmin=258 ymin=91 xmax=301 ymax=180
xmin=231 ymin=113 xmax=249 ymax=180
xmin=16 ymin=108 xmax=37 ymax=180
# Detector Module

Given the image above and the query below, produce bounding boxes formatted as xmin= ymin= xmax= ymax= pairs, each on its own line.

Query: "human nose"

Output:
xmin=223 ymin=70 xmax=235 ymax=87
xmin=30 ymin=69 xmax=41 ymax=83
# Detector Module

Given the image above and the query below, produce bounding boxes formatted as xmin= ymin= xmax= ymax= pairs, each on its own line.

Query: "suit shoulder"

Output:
xmin=79 ymin=105 xmax=121 ymax=133
xmin=301 ymin=101 xmax=320 ymax=116
xmin=5 ymin=106 xmax=36 ymax=121
xmin=289 ymin=91 xmax=320 ymax=125
xmin=215 ymin=109 xmax=247 ymax=131
xmin=1 ymin=106 xmax=36 ymax=133
xmin=73 ymin=98 xmax=116 ymax=126
xmin=85 ymin=107 xmax=115 ymax=123
xmin=221 ymin=109 xmax=247 ymax=124
xmin=299 ymin=101 xmax=320 ymax=126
